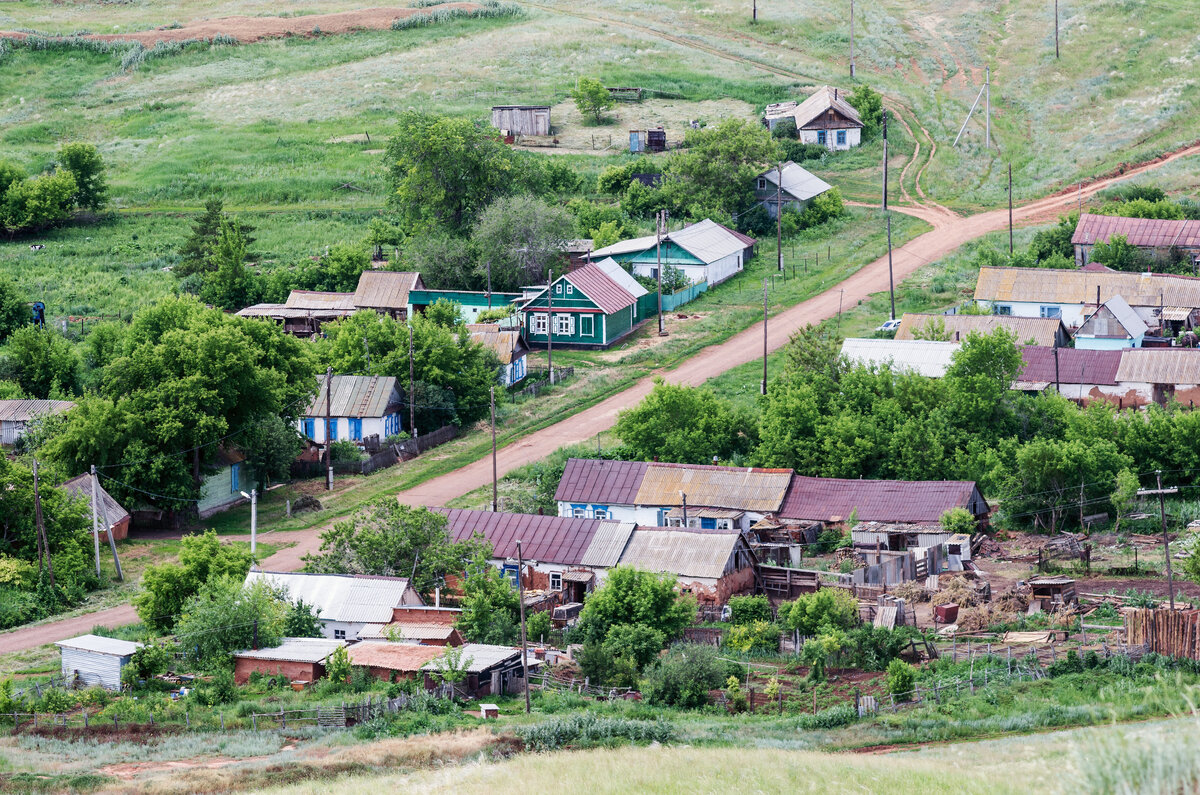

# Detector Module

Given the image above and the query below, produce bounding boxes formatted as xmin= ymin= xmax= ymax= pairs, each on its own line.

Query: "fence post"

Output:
xmin=281 ymin=709 xmax=286 ymax=729
xmin=82 ymin=707 xmax=87 ymax=728
xmin=252 ymin=714 xmax=257 ymax=731
xmin=220 ymin=712 xmax=225 ymax=731
xmin=114 ymin=715 xmax=118 ymax=731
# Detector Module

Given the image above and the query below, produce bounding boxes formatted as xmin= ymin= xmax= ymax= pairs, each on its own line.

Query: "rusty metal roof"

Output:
xmin=1072 ymin=213 xmax=1200 ymax=249
xmin=617 ymin=528 xmax=744 ymax=580
xmin=555 ymin=458 xmax=649 ymax=504
xmin=466 ymin=324 xmax=528 ymax=365
xmin=0 ymin=399 xmax=74 ymax=424
xmin=974 ymin=266 xmax=1200 ymax=308
xmin=1018 ymin=347 xmax=1122 ymax=386
xmin=1115 ymin=348 xmax=1200 ymax=384
xmin=635 ymin=463 xmax=792 ymax=512
xmin=303 ymin=375 xmax=400 ymax=418
xmin=564 ymin=263 xmax=637 ymax=314
xmin=348 ymin=642 xmax=445 ymax=671
xmin=353 ymin=271 xmax=424 ymax=310
xmin=440 ymin=509 xmax=601 ymax=565
xmin=780 ymin=476 xmax=986 ymax=523
xmin=61 ymin=474 xmax=130 ymax=530
xmin=579 ymin=521 xmax=636 ymax=568
xmin=285 ymin=290 xmax=356 ymax=311
xmin=895 ymin=313 xmax=1065 ymax=347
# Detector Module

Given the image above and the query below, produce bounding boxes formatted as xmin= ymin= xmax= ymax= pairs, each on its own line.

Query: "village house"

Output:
xmin=972 ymin=266 xmax=1200 ymax=331
xmin=1112 ymin=348 xmax=1200 ymax=407
xmin=779 ymin=476 xmax=989 ymax=528
xmin=422 ymin=643 xmax=539 ymax=699
xmin=764 ymin=86 xmax=864 ymax=150
xmin=850 ymin=521 xmax=973 ymax=571
xmin=894 ymin=313 xmax=1069 ymax=347
xmin=1014 ymin=346 xmax=1125 ymax=403
xmin=467 ymin=324 xmax=529 ymax=387
xmin=198 ymin=447 xmax=254 ymax=519
xmin=56 ymin=634 xmax=141 ymax=691
xmin=490 ymin=105 xmax=551 ymax=137
xmin=1071 ymin=213 xmax=1200 ymax=269
xmin=352 ymin=271 xmax=424 ymax=321
xmin=0 ymin=399 xmax=73 ymax=446
xmin=244 ymin=571 xmax=424 ymax=641
xmin=616 ymin=527 xmax=757 ymax=604
xmin=591 ymin=219 xmax=754 ymax=288
xmin=232 ymin=638 xmax=345 ymax=685
xmin=61 ymin=474 xmax=130 ymax=542
xmin=753 ymin=161 xmax=833 ymax=219
xmin=237 ymin=271 xmax=424 ymax=336
xmin=408 ymin=288 xmax=523 ymax=327
xmin=1073 ymin=296 xmax=1149 ymax=350
xmin=298 ymin=375 xmax=404 ymax=446
xmin=349 ymin=642 xmax=446 ymax=682
xmin=839 ymin=338 xmax=961 ymax=378
xmin=517 ymin=260 xmax=648 ymax=349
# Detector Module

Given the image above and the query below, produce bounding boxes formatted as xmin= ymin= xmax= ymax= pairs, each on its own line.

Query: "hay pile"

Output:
xmin=891 ymin=580 xmax=928 ymax=603
xmin=993 ymin=586 xmax=1030 ymax=614
xmin=931 ymin=576 xmax=982 ymax=608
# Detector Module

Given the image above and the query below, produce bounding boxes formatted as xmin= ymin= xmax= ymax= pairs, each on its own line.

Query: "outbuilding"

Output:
xmin=233 ymin=638 xmax=346 ymax=685
xmin=348 ymin=642 xmax=446 ymax=682
xmin=61 ymin=474 xmax=131 ymax=542
xmin=422 ymin=643 xmax=537 ymax=699
xmin=0 ymin=400 xmax=74 ymax=446
xmin=56 ymin=634 xmax=142 ymax=691
xmin=491 ymin=105 xmax=551 ymax=137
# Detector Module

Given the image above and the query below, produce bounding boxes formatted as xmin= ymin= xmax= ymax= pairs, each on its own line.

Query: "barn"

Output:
xmin=56 ymin=634 xmax=141 ymax=691
xmin=491 ymin=105 xmax=551 ymax=137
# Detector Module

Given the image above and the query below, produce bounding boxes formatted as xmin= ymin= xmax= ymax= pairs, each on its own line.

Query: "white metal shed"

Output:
xmin=56 ymin=634 xmax=141 ymax=690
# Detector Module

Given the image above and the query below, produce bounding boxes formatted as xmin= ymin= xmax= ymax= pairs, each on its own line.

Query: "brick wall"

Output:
xmin=390 ymin=606 xmax=462 ymax=625
xmin=234 ymin=658 xmax=322 ymax=685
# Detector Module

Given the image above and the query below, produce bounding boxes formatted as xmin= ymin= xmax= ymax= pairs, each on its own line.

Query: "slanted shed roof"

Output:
xmin=840 ymin=338 xmax=961 ymax=378
xmin=235 ymin=638 xmax=345 ymax=663
xmin=353 ymin=271 xmax=423 ymax=310
xmin=554 ymin=458 xmax=649 ymax=504
xmin=974 ymin=266 xmax=1200 ymax=308
xmin=667 ymin=219 xmax=748 ymax=265
xmin=792 ymin=86 xmax=864 ymax=129
xmin=0 ymin=399 xmax=74 ymax=424
xmin=360 ymin=623 xmax=462 ymax=643
xmin=579 ymin=521 xmax=637 ymax=568
xmin=780 ymin=476 xmax=987 ymax=523
xmin=303 ymin=375 xmax=400 ymax=418
xmin=617 ymin=528 xmax=746 ymax=580
xmin=285 ymin=291 xmax=356 ymax=311
xmin=759 ymin=162 xmax=833 ymax=203
xmin=593 ymin=258 xmax=649 ymax=298
xmin=245 ymin=571 xmax=419 ymax=624
xmin=348 ymin=642 xmax=445 ymax=672
xmin=466 ymin=324 xmax=528 ymax=365
xmin=55 ymin=634 xmax=141 ymax=657
xmin=1077 ymin=296 xmax=1149 ymax=340
xmin=1115 ymin=348 xmax=1200 ymax=384
xmin=1072 ymin=213 xmax=1200 ymax=249
xmin=1017 ymin=346 xmax=1122 ymax=386
xmin=634 ymin=462 xmax=792 ymax=512
xmin=895 ymin=313 xmax=1065 ymax=347
xmin=440 ymin=509 xmax=602 ymax=565
xmin=61 ymin=474 xmax=130 ymax=530
xmin=423 ymin=643 xmax=526 ymax=674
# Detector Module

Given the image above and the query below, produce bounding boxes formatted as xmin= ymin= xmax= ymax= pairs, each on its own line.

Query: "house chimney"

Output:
xmin=955 ymin=331 xmax=960 ymax=341
xmin=1096 ymin=286 xmax=1100 ymax=306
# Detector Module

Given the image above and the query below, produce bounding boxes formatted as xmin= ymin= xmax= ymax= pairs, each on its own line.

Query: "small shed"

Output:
xmin=348 ymin=642 xmax=445 ymax=682
xmin=233 ymin=638 xmax=346 ymax=685
xmin=0 ymin=399 xmax=74 ymax=446
xmin=422 ymin=643 xmax=537 ymax=699
xmin=56 ymin=634 xmax=141 ymax=691
xmin=1028 ymin=576 xmax=1077 ymax=611
xmin=491 ymin=105 xmax=551 ymax=137
xmin=61 ymin=474 xmax=131 ymax=542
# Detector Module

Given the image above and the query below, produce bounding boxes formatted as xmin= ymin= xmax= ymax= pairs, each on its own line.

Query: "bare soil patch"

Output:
xmin=0 ymin=5 xmax=482 ymax=46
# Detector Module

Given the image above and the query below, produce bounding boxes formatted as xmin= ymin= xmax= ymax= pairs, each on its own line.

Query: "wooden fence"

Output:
xmin=396 ymin=424 xmax=458 ymax=459
xmin=513 ymin=368 xmax=574 ymax=401
xmin=249 ymin=693 xmax=427 ymax=731
xmin=531 ymin=671 xmax=633 ymax=699
xmin=1125 ymin=608 xmax=1200 ymax=659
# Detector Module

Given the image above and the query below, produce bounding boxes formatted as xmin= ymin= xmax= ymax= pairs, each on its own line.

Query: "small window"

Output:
xmin=995 ymin=305 xmax=1012 ymax=316
xmin=580 ymin=315 xmax=594 ymax=337
xmin=532 ymin=313 xmax=548 ymax=333
xmin=565 ymin=284 xmax=573 ymax=296
xmin=1040 ymin=306 xmax=1062 ymax=319
xmin=554 ymin=314 xmax=574 ymax=335
xmin=334 ymin=629 xmax=346 ymax=640
xmin=666 ymin=517 xmax=682 ymax=527
xmin=817 ymin=130 xmax=827 ymax=145
xmin=230 ymin=463 xmax=240 ymax=494
xmin=572 ymin=506 xmax=587 ymax=518
xmin=715 ymin=519 xmax=731 ymax=530
xmin=757 ymin=178 xmax=766 ymax=190
xmin=592 ymin=507 xmax=608 ymax=520
xmin=549 ymin=572 xmax=562 ymax=591
xmin=836 ymin=130 xmax=847 ymax=145
xmin=555 ymin=283 xmax=562 ymax=294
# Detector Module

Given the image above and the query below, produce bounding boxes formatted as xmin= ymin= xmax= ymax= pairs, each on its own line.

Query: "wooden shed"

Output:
xmin=491 ymin=105 xmax=551 ymax=137
xmin=56 ymin=634 xmax=141 ymax=691
xmin=1028 ymin=576 xmax=1077 ymax=611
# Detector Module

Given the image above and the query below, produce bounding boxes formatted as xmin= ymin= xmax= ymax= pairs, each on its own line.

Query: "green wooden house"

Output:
xmin=519 ymin=261 xmax=647 ymax=349
xmin=408 ymin=289 xmax=524 ymax=327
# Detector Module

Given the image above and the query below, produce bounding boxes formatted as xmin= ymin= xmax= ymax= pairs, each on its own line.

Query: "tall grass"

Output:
xmin=391 ymin=2 xmax=523 ymax=29
xmin=1077 ymin=713 xmax=1200 ymax=794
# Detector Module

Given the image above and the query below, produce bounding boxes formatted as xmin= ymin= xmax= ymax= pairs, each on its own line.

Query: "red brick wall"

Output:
xmin=234 ymin=658 xmax=322 ymax=685
xmin=390 ymin=607 xmax=461 ymax=625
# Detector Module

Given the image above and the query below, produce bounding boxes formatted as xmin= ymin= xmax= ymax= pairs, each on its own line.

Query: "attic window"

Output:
xmin=566 ymin=284 xmax=573 ymax=296
xmin=555 ymin=284 xmax=562 ymax=294
xmin=757 ymin=178 xmax=766 ymax=190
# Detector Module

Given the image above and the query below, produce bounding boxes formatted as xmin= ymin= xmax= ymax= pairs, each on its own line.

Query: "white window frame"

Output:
xmin=532 ymin=313 xmax=548 ymax=333
xmin=555 ymin=283 xmax=562 ymax=294
xmin=572 ymin=507 xmax=587 ymax=518
xmin=1040 ymin=306 xmax=1062 ymax=319
xmin=549 ymin=572 xmax=562 ymax=591
xmin=715 ymin=518 xmax=732 ymax=531
xmin=333 ymin=629 xmax=346 ymax=640
xmin=592 ymin=507 xmax=608 ymax=519
xmin=554 ymin=314 xmax=574 ymax=335
xmin=565 ymin=284 xmax=573 ymax=296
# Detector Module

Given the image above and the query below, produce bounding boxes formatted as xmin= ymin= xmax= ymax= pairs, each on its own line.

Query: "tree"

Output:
xmin=241 ymin=415 xmax=304 ymax=490
xmin=939 ymin=507 xmax=977 ymax=536
xmin=727 ymin=595 xmax=772 ymax=625
xmin=127 ymin=642 xmax=172 ymax=680
xmin=665 ymin=119 xmax=782 ymax=219
xmin=2 ymin=326 xmax=80 ymax=398
xmin=176 ymin=199 xmax=256 ymax=279
xmin=302 ymin=499 xmax=488 ymax=601
xmin=0 ymin=170 xmax=76 ymax=234
xmin=56 ymin=143 xmax=108 ymax=211
xmin=576 ymin=565 xmax=695 ymax=645
xmin=427 ymin=645 xmax=474 ymax=686
xmin=133 ymin=530 xmax=254 ymax=632
xmin=471 ymin=194 xmax=574 ymax=292
xmin=324 ymin=644 xmax=352 ymax=684
xmin=571 ymin=77 xmax=615 ymax=123
xmin=778 ymin=588 xmax=859 ymax=636
xmin=366 ymin=217 xmax=405 ymax=261
xmin=402 ymin=234 xmax=479 ymax=291
xmin=455 ymin=550 xmax=519 ymax=644
xmin=642 ymin=643 xmax=726 ymax=708
xmin=526 ymin=610 xmax=552 ymax=644
xmin=886 ymin=659 xmax=915 ymax=700
xmin=0 ymin=277 xmax=29 ymax=343
xmin=614 ymin=378 xmax=756 ymax=464
xmin=199 ymin=218 xmax=258 ymax=310
xmin=911 ymin=317 xmax=950 ymax=341
xmin=942 ymin=329 xmax=1023 ymax=428
xmin=1030 ymin=213 xmax=1077 ymax=263
xmin=1111 ymin=468 xmax=1141 ymax=535
xmin=784 ymin=324 xmax=843 ymax=379
xmin=846 ymin=85 xmax=884 ymax=140
xmin=174 ymin=576 xmax=286 ymax=664
xmin=799 ymin=188 xmax=845 ymax=229
xmin=323 ymin=244 xmax=370 ymax=293
xmin=1000 ymin=438 xmax=1132 ymax=532
xmin=284 ymin=598 xmax=323 ymax=638
xmin=1090 ymin=234 xmax=1147 ymax=272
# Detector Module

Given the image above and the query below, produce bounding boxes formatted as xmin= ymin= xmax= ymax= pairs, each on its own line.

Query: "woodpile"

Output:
xmin=1125 ymin=608 xmax=1200 ymax=660
xmin=835 ymin=547 xmax=865 ymax=570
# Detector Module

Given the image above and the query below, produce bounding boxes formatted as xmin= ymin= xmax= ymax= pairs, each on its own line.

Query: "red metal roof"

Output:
xmin=554 ymin=458 xmax=649 ymax=504
xmin=440 ymin=508 xmax=601 ymax=565
xmin=564 ymin=263 xmax=636 ymax=315
xmin=1018 ymin=346 xmax=1122 ymax=386
xmin=779 ymin=476 xmax=986 ymax=523
xmin=1072 ymin=213 xmax=1200 ymax=249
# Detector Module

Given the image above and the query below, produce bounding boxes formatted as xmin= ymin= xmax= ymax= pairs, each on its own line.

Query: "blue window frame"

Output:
xmin=230 ymin=463 xmax=240 ymax=494
xmin=817 ymin=130 xmax=827 ymax=145
xmin=302 ymin=418 xmax=315 ymax=439
xmin=349 ymin=418 xmax=363 ymax=441
xmin=836 ymin=130 xmax=847 ymax=145
xmin=326 ymin=418 xmax=338 ymax=441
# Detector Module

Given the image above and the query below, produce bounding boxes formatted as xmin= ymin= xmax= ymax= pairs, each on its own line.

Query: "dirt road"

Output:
xmin=0 ymin=604 xmax=138 ymax=655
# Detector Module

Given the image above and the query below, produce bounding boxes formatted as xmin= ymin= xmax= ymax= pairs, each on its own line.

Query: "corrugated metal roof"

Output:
xmin=840 ymin=338 xmax=961 ymax=378
xmin=780 ymin=476 xmax=986 ymax=523
xmin=245 ymin=571 xmax=416 ymax=625
xmin=895 ymin=313 xmax=1065 ymax=347
xmin=363 ymin=623 xmax=460 ymax=642
xmin=1078 ymin=296 xmax=1148 ymax=340
xmin=554 ymin=458 xmax=649 ymax=504
xmin=285 ymin=291 xmax=357 ymax=311
xmin=466 ymin=324 xmax=528 ymax=365
xmin=974 ymin=266 xmax=1200 ymax=308
xmin=617 ymin=528 xmax=742 ymax=580
xmin=664 ymin=507 xmax=744 ymax=520
xmin=563 ymin=263 xmax=637 ymax=314
xmin=348 ymin=642 xmax=444 ymax=671
xmin=302 ymin=375 xmax=400 ymax=418
xmin=440 ymin=509 xmax=601 ymax=565
xmin=593 ymin=258 xmax=649 ymax=298
xmin=237 ymin=304 xmax=350 ymax=320
xmin=422 ymin=643 xmax=525 ymax=674
xmin=760 ymin=162 xmax=833 ymax=202
xmin=792 ymin=86 xmax=863 ymax=129
xmin=712 ymin=221 xmax=756 ymax=249
xmin=1072 ymin=213 xmax=1200 ymax=249
xmin=579 ymin=521 xmax=636 ymax=567
xmin=61 ymin=474 xmax=130 ymax=530
xmin=235 ymin=638 xmax=345 ymax=663
xmin=55 ymin=634 xmax=141 ymax=656
xmin=353 ymin=271 xmax=423 ymax=310
xmin=1115 ymin=348 xmax=1200 ymax=384
xmin=591 ymin=233 xmax=658 ymax=259
xmin=764 ymin=100 xmax=798 ymax=119
xmin=635 ymin=462 xmax=792 ymax=512
xmin=0 ymin=399 xmax=74 ymax=423
xmin=667 ymin=219 xmax=748 ymax=265
xmin=1162 ymin=307 xmax=1193 ymax=321
xmin=1019 ymin=346 xmax=1122 ymax=385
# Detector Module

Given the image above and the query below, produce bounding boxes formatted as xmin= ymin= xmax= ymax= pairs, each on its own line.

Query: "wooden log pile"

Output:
xmin=1124 ymin=608 xmax=1200 ymax=660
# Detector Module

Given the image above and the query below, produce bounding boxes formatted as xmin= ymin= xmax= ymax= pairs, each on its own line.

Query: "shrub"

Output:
xmin=325 ymin=645 xmax=352 ymax=685
xmin=330 ymin=439 xmax=363 ymax=463
xmin=526 ymin=610 xmax=552 ymax=644
xmin=191 ymin=669 xmax=238 ymax=707
xmin=724 ymin=676 xmax=747 ymax=714
xmin=727 ymin=595 xmax=772 ymax=625
xmin=642 ymin=644 xmax=725 ymax=709
xmin=779 ymin=589 xmax=860 ymax=635
xmin=724 ymin=620 xmax=781 ymax=655
xmin=517 ymin=713 xmax=675 ymax=752
xmin=795 ymin=703 xmax=858 ymax=730
xmin=38 ymin=687 xmax=76 ymax=714
xmin=886 ymin=659 xmax=915 ymax=700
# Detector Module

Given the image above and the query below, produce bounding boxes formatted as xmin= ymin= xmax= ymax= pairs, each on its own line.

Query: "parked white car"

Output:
xmin=876 ymin=318 xmax=902 ymax=332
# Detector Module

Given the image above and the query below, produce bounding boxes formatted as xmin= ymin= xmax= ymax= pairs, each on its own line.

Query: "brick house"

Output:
xmin=233 ymin=638 xmax=346 ymax=685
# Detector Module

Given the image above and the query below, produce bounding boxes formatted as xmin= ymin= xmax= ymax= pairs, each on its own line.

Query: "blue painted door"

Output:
xmin=302 ymin=418 xmax=315 ymax=439
xmin=326 ymin=418 xmax=338 ymax=441
xmin=349 ymin=418 xmax=363 ymax=441
xmin=230 ymin=463 xmax=240 ymax=493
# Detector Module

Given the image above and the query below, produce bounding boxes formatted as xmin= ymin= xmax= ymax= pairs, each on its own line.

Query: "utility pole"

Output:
xmin=882 ymin=109 xmax=889 ymax=210
xmin=96 ymin=470 xmax=123 ymax=581
xmin=776 ymin=163 xmax=783 ymax=272
xmin=1054 ymin=0 xmax=1060 ymax=59
xmin=985 ymin=65 xmax=991 ymax=150
xmin=752 ymin=0 xmax=756 ymax=23
xmin=656 ymin=210 xmax=667 ymax=336
xmin=516 ymin=540 xmax=531 ymax=714
xmin=849 ymin=0 xmax=855 ymax=77
xmin=486 ymin=259 xmax=493 ymax=309
xmin=546 ymin=269 xmax=554 ymax=385
xmin=89 ymin=464 xmax=101 ymax=579
xmin=363 ymin=335 xmax=370 ymax=371
xmin=761 ymin=279 xmax=768 ymax=396
xmin=250 ymin=489 xmax=257 ymax=556
xmin=32 ymin=460 xmax=54 ymax=587
xmin=1139 ymin=471 xmax=1178 ymax=609
xmin=1008 ymin=163 xmax=1014 ymax=255
xmin=886 ymin=213 xmax=896 ymax=320
xmin=490 ymin=386 xmax=498 ymax=512
xmin=407 ymin=326 xmax=416 ymax=439
xmin=681 ymin=492 xmax=689 ymax=527
xmin=324 ymin=366 xmax=333 ymax=490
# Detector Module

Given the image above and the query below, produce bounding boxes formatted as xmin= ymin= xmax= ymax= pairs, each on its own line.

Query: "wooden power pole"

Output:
xmin=325 ymin=366 xmax=334 ymax=490
xmin=761 ymin=279 xmax=768 ymax=396
xmin=490 ymin=386 xmax=498 ymax=512
xmin=1008 ymin=163 xmax=1014 ymax=255
xmin=1139 ymin=471 xmax=1178 ymax=609
xmin=776 ymin=163 xmax=783 ymax=272
xmin=32 ymin=460 xmax=54 ymax=587
xmin=516 ymin=540 xmax=531 ymax=714
xmin=887 ymin=213 xmax=896 ymax=320
xmin=1054 ymin=0 xmax=1060 ymax=59
xmin=849 ymin=0 xmax=855 ymax=77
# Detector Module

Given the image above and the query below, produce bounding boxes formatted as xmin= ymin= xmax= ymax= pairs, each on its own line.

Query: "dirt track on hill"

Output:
xmin=0 ymin=5 xmax=481 ymax=46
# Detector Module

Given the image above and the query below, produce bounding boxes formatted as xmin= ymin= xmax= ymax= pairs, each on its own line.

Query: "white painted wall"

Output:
xmin=799 ymin=127 xmax=861 ymax=150
xmin=297 ymin=413 xmax=402 ymax=444
xmin=632 ymin=251 xmax=742 ymax=290
xmin=60 ymin=648 xmax=131 ymax=691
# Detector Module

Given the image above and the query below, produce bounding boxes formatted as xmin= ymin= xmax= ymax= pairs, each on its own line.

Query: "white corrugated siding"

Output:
xmin=60 ymin=648 xmax=129 ymax=690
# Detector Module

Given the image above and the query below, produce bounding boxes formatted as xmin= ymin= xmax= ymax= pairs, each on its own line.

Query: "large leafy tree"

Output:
xmin=56 ymin=143 xmax=108 ymax=212
xmin=614 ymin=378 xmax=757 ymax=464
xmin=571 ymin=77 xmax=615 ymax=123
xmin=199 ymin=218 xmax=258 ymax=310
xmin=174 ymin=576 xmax=286 ymax=664
xmin=845 ymin=84 xmax=884 ymax=140
xmin=302 ymin=499 xmax=488 ymax=601
xmin=576 ymin=566 xmax=695 ymax=645
xmin=0 ymin=456 xmax=95 ymax=592
xmin=0 ymin=276 xmax=28 ymax=343
xmin=471 ymin=194 xmax=575 ymax=291
xmin=455 ymin=549 xmax=519 ymax=644
xmin=2 ymin=326 xmax=81 ymax=398
xmin=664 ymin=118 xmax=781 ymax=219
xmin=132 ymin=530 xmax=254 ymax=632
